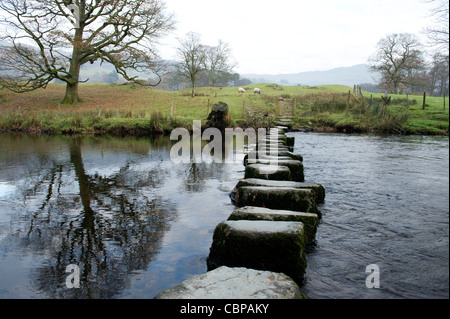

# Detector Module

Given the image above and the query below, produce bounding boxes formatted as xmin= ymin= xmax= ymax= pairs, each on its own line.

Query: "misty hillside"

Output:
xmin=243 ymin=64 xmax=380 ymax=87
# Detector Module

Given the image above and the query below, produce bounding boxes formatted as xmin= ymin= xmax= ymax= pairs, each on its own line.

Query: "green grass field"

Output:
xmin=0 ymin=82 xmax=448 ymax=135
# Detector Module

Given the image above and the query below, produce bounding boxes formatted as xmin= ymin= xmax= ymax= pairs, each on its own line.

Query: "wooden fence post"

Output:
xmin=207 ymin=99 xmax=210 ymax=117
xmin=422 ymin=92 xmax=426 ymax=110
xmin=276 ymin=98 xmax=279 ymax=117
xmin=346 ymin=90 xmax=351 ymax=114
xmin=171 ymin=99 xmax=176 ymax=117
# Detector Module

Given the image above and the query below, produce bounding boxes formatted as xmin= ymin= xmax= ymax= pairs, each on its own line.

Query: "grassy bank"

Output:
xmin=0 ymin=83 xmax=448 ymax=135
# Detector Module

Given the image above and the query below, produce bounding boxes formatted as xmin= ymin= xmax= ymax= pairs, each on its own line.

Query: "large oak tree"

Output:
xmin=369 ymin=33 xmax=426 ymax=94
xmin=0 ymin=0 xmax=174 ymax=104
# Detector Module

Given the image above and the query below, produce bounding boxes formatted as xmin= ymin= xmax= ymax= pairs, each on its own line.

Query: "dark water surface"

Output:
xmin=0 ymin=132 xmax=448 ymax=299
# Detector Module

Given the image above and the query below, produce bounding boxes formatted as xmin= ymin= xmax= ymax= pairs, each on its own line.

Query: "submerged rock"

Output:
xmin=207 ymin=220 xmax=307 ymax=283
xmin=154 ymin=266 xmax=305 ymax=299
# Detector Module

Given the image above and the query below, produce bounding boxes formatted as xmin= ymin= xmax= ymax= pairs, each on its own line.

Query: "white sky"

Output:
xmin=157 ymin=0 xmax=437 ymax=74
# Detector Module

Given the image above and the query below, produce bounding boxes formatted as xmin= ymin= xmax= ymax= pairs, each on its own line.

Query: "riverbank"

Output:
xmin=1 ymin=83 xmax=448 ymax=135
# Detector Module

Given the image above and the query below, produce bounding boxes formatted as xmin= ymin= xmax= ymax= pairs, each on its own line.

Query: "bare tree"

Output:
xmin=369 ymin=33 xmax=426 ymax=94
xmin=0 ymin=0 xmax=174 ymax=104
xmin=176 ymin=32 xmax=206 ymax=97
xmin=204 ymin=40 xmax=236 ymax=87
xmin=423 ymin=0 xmax=449 ymax=52
xmin=428 ymin=53 xmax=449 ymax=96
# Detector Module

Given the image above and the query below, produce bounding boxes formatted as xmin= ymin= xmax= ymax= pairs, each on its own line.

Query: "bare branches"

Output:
xmin=176 ymin=33 xmax=236 ymax=96
xmin=369 ymin=33 xmax=426 ymax=94
xmin=204 ymin=40 xmax=237 ymax=87
xmin=0 ymin=0 xmax=175 ymax=103
xmin=176 ymin=32 xmax=207 ymax=97
xmin=423 ymin=0 xmax=449 ymax=51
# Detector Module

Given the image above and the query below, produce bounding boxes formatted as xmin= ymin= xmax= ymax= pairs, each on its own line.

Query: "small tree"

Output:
xmin=428 ymin=53 xmax=449 ymax=96
xmin=369 ymin=33 xmax=426 ymax=94
xmin=176 ymin=32 xmax=206 ymax=97
xmin=0 ymin=0 xmax=174 ymax=104
xmin=204 ymin=40 xmax=236 ymax=87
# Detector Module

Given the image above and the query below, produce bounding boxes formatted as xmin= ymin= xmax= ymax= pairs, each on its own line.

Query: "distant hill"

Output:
xmin=243 ymin=64 xmax=380 ymax=87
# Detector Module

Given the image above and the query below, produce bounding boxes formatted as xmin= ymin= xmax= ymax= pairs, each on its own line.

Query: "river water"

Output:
xmin=0 ymin=132 xmax=448 ymax=299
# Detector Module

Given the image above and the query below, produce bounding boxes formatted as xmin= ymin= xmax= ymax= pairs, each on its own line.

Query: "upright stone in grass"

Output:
xmin=207 ymin=220 xmax=307 ymax=283
xmin=228 ymin=206 xmax=319 ymax=243
xmin=236 ymin=186 xmax=321 ymax=216
xmin=155 ymin=266 xmax=305 ymax=299
xmin=244 ymin=164 xmax=292 ymax=181
xmin=236 ymin=178 xmax=325 ymax=204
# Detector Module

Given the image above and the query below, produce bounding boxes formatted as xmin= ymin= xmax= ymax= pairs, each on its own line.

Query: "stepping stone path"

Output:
xmin=155 ymin=122 xmax=325 ymax=299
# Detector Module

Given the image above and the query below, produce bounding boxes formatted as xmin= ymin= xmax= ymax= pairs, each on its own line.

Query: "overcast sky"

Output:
xmin=157 ymin=0 xmax=437 ymax=75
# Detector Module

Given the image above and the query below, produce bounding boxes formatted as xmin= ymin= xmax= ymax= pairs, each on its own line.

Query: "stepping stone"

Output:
xmin=207 ymin=220 xmax=307 ymax=283
xmin=247 ymin=159 xmax=304 ymax=182
xmin=244 ymin=164 xmax=292 ymax=181
xmin=244 ymin=155 xmax=293 ymax=166
xmin=154 ymin=266 xmax=306 ymax=299
xmin=273 ymin=126 xmax=289 ymax=132
xmin=236 ymin=178 xmax=325 ymax=204
xmin=258 ymin=141 xmax=288 ymax=148
xmin=275 ymin=122 xmax=292 ymax=129
xmin=260 ymin=145 xmax=294 ymax=152
xmin=246 ymin=150 xmax=303 ymax=162
xmin=259 ymin=135 xmax=287 ymax=142
xmin=236 ymin=186 xmax=320 ymax=216
xmin=228 ymin=206 xmax=319 ymax=243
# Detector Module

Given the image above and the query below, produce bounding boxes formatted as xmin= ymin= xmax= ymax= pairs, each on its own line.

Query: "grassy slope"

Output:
xmin=0 ymin=82 xmax=448 ymax=135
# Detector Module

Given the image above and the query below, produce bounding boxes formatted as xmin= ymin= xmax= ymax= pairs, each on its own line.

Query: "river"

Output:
xmin=0 ymin=132 xmax=448 ymax=299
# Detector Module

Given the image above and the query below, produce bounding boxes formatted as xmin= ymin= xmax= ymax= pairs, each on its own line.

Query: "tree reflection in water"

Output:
xmin=2 ymin=135 xmax=177 ymax=298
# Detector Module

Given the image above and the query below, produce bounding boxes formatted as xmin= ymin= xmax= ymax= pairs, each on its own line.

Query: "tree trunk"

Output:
xmin=63 ymin=81 xmax=81 ymax=105
xmin=62 ymin=27 xmax=83 ymax=104
xmin=191 ymin=77 xmax=196 ymax=97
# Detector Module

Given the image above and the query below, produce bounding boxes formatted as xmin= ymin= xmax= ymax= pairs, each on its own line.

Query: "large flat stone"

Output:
xmin=259 ymin=136 xmax=286 ymax=142
xmin=273 ymin=125 xmax=289 ymax=132
xmin=257 ymin=143 xmax=288 ymax=150
xmin=154 ymin=266 xmax=305 ymax=299
xmin=244 ymin=164 xmax=292 ymax=181
xmin=247 ymin=150 xmax=303 ymax=162
xmin=247 ymin=159 xmax=304 ymax=182
xmin=207 ymin=220 xmax=307 ymax=283
xmin=228 ymin=206 xmax=319 ymax=243
xmin=236 ymin=186 xmax=320 ymax=216
xmin=260 ymin=136 xmax=294 ymax=146
xmin=236 ymin=178 xmax=325 ymax=204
